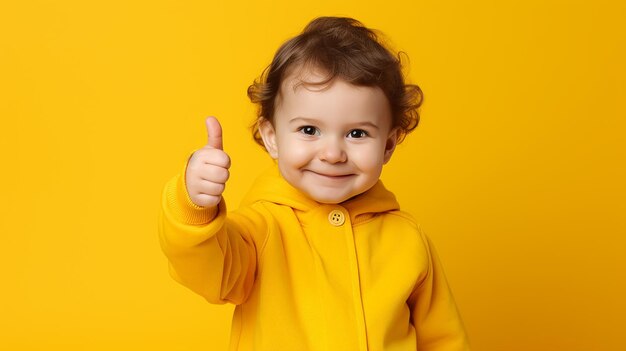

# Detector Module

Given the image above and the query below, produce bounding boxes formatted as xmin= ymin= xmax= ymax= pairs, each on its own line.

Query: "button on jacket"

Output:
xmin=159 ymin=163 xmax=470 ymax=351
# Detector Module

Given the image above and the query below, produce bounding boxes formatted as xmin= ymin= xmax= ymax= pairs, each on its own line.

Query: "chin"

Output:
xmin=309 ymin=193 xmax=349 ymax=204
xmin=311 ymin=191 xmax=358 ymax=204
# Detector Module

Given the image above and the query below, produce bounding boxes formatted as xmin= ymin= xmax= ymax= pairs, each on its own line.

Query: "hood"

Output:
xmin=241 ymin=164 xmax=400 ymax=221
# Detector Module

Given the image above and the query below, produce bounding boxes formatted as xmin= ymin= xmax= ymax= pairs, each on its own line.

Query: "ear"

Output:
xmin=258 ymin=118 xmax=279 ymax=159
xmin=383 ymin=127 xmax=399 ymax=164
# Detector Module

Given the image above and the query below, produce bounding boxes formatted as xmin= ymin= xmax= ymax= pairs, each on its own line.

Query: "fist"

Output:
xmin=185 ymin=116 xmax=231 ymax=208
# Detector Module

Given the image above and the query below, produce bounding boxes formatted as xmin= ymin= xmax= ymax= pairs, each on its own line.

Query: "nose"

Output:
xmin=319 ymin=137 xmax=347 ymax=163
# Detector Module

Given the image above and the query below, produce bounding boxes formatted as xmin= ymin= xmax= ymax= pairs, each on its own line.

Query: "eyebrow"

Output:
xmin=289 ymin=117 xmax=380 ymax=130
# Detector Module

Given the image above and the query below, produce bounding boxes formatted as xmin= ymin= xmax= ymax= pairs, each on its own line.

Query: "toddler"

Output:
xmin=159 ymin=16 xmax=469 ymax=351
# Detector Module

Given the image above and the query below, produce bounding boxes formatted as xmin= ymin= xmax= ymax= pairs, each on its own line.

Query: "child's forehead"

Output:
xmin=275 ymin=65 xmax=393 ymax=126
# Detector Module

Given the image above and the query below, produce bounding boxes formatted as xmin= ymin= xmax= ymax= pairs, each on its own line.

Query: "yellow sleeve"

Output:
xmin=157 ymin=160 xmax=264 ymax=305
xmin=408 ymin=228 xmax=471 ymax=351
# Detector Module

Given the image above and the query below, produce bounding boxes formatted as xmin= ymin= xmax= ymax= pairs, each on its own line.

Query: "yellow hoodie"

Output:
xmin=159 ymin=162 xmax=470 ymax=351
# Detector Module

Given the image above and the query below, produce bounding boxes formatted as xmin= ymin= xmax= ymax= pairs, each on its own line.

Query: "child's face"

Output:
xmin=259 ymin=68 xmax=398 ymax=204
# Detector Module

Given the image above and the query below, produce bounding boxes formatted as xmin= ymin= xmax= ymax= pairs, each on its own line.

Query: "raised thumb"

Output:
xmin=205 ymin=116 xmax=223 ymax=150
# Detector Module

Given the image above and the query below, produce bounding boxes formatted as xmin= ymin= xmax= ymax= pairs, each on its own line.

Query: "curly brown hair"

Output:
xmin=247 ymin=16 xmax=423 ymax=146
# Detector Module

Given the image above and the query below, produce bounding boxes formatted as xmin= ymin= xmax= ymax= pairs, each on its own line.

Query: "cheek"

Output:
xmin=352 ymin=144 xmax=386 ymax=170
xmin=278 ymin=141 xmax=312 ymax=167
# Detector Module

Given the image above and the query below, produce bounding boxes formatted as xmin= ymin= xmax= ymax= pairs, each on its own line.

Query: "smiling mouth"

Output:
xmin=306 ymin=170 xmax=354 ymax=179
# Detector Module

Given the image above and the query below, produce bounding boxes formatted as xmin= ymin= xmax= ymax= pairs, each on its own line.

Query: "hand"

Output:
xmin=185 ymin=116 xmax=231 ymax=208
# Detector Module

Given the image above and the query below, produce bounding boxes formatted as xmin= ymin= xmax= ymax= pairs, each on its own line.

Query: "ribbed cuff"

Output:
xmin=162 ymin=155 xmax=220 ymax=225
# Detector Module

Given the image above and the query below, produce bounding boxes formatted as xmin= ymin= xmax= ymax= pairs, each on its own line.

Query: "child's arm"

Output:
xmin=408 ymin=228 xmax=471 ymax=351
xmin=158 ymin=117 xmax=263 ymax=305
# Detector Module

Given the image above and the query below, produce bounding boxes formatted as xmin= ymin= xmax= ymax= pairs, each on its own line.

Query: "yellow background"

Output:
xmin=1 ymin=0 xmax=625 ymax=350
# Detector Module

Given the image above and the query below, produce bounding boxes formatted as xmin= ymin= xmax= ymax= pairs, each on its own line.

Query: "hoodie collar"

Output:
xmin=241 ymin=165 xmax=400 ymax=220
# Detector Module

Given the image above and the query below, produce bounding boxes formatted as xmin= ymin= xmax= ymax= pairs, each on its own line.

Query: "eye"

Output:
xmin=348 ymin=129 xmax=368 ymax=138
xmin=298 ymin=126 xmax=320 ymax=136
